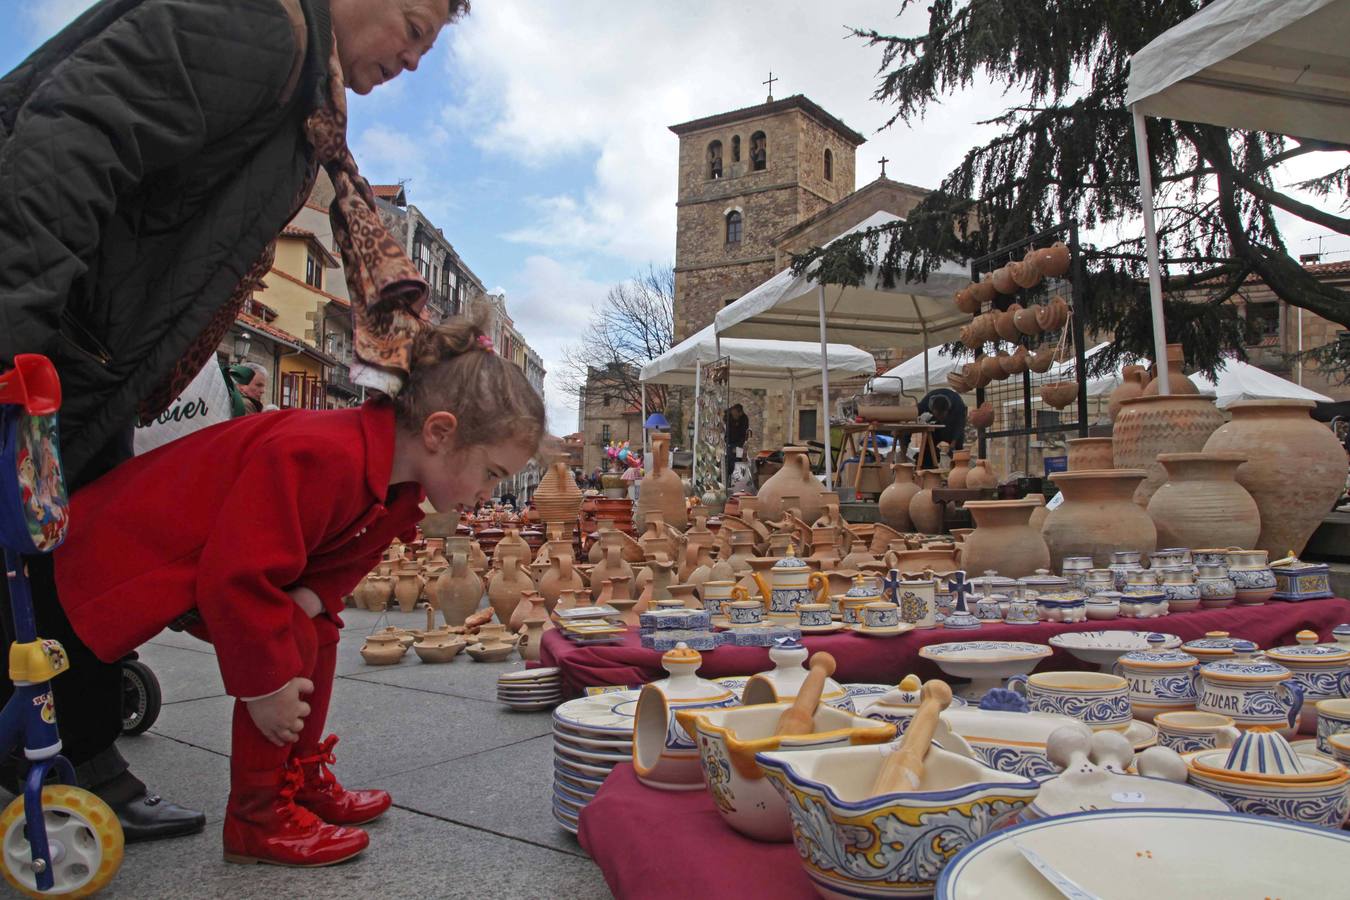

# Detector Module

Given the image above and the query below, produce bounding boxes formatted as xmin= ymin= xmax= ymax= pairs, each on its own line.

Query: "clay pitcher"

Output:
xmin=877 ymin=463 xmax=919 ymax=531
xmin=636 ymin=431 xmax=688 ymax=529
xmin=534 ymin=457 xmax=583 ymax=533
xmin=755 ymin=446 xmax=822 ymax=523
xmin=509 ymin=590 xmax=549 ymax=632
xmin=393 ymin=569 xmax=425 ymax=613
xmin=365 ymin=574 xmax=393 ymax=611
xmin=907 ymin=470 xmax=945 ymax=534
xmin=486 ymin=549 xmax=535 ymax=626
xmin=686 ymin=544 xmax=717 ymax=597
xmin=960 ymin=499 xmax=1051 ymax=579
xmin=591 ymin=542 xmax=634 ymax=590
xmin=1108 ymin=365 xmax=1148 ymax=422
xmin=1041 ymin=469 xmax=1157 ymax=568
xmin=1025 ymin=493 xmax=1050 ymax=534
xmin=636 ymin=559 xmax=676 ymax=612
xmin=601 ymin=576 xmax=639 ymax=626
xmin=946 ymin=449 xmax=971 ymax=489
xmin=724 ymin=530 xmax=757 ymax=577
xmin=537 ymin=540 xmax=584 ymax=609
xmin=434 ymin=545 xmax=484 ymax=627
xmin=492 ymin=529 xmax=529 ymax=570
xmin=964 ymin=459 xmax=998 ymax=490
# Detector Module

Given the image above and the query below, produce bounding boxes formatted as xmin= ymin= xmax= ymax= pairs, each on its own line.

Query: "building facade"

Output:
xmin=374 ymin=186 xmax=485 ymax=323
xmin=579 ymin=364 xmax=643 ymax=474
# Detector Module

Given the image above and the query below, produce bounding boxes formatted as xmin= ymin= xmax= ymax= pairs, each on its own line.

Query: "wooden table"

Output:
xmin=930 ymin=487 xmax=996 ymax=532
xmin=838 ymin=422 xmax=943 ymax=498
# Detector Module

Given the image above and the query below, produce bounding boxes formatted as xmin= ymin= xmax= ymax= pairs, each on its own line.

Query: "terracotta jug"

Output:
xmin=1042 ymin=469 xmax=1157 ymax=568
xmin=964 ymin=459 xmax=998 ymax=490
xmin=1141 ymin=344 xmax=1199 ymax=396
xmin=599 ymin=576 xmax=638 ymax=626
xmin=1112 ymin=393 xmax=1225 ymax=507
xmin=946 ymin=450 xmax=971 ymax=489
xmin=636 ymin=559 xmax=676 ymax=612
xmin=1108 ymin=365 xmax=1149 ymax=422
xmin=636 ymin=432 xmax=688 ymax=529
xmin=364 ymin=574 xmax=393 ymax=612
xmin=686 ymin=544 xmax=717 ymax=597
xmin=960 ymin=499 xmax=1051 ymax=578
xmin=534 ymin=457 xmax=583 ymax=531
xmin=869 ymin=523 xmax=904 ymax=555
xmin=492 ymin=529 xmax=529 ymax=570
xmin=877 ymin=463 xmax=918 ymax=531
xmin=907 ymin=469 xmax=945 ymax=534
xmin=807 ymin=526 xmax=840 ymax=569
xmin=724 ymin=530 xmax=757 ymax=576
xmin=509 ymin=590 xmax=550 ymax=632
xmin=668 ymin=582 xmax=701 ymax=610
xmin=486 ymin=549 xmax=535 ymax=626
xmin=1146 ymin=452 xmax=1260 ymax=551
xmin=393 ymin=569 xmax=425 ymax=613
xmin=1203 ymin=399 xmax=1347 ymax=556
xmin=755 ymin=447 xmax=822 ymax=523
xmin=434 ymin=544 xmax=484 ymax=627
xmin=537 ymin=540 xmax=583 ymax=608
xmin=591 ymin=542 xmax=634 ymax=590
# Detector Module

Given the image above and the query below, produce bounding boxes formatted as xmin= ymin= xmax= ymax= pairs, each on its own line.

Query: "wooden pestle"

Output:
xmin=773 ymin=652 xmax=837 ymax=736
xmin=870 ymin=679 xmax=954 ymax=794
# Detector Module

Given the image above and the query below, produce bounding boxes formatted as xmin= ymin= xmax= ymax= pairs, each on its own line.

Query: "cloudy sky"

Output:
xmin=6 ymin=1 xmax=1348 ymax=433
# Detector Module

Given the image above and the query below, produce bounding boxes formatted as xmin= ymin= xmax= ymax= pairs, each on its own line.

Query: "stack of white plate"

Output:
xmin=550 ymin=689 xmax=640 ymax=834
xmin=497 ymin=667 xmax=563 ymax=710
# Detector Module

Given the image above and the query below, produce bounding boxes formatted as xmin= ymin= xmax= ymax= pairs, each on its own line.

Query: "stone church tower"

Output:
xmin=669 ymin=95 xmax=866 ymax=340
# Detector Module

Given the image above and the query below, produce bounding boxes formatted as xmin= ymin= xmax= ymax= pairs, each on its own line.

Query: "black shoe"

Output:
xmin=110 ymin=792 xmax=207 ymax=843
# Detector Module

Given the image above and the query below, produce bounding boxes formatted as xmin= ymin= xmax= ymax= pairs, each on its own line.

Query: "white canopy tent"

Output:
xmin=1126 ymin=0 xmax=1350 ymax=395
xmin=1187 ymin=358 xmax=1334 ymax=408
xmin=713 ymin=210 xmax=972 ymax=485
xmin=871 ymin=345 xmax=974 ymax=394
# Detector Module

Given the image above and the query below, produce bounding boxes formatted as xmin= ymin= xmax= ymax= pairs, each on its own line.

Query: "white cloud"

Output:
xmin=23 ymin=0 xmax=94 ymax=37
xmin=350 ymin=123 xmax=458 ymax=221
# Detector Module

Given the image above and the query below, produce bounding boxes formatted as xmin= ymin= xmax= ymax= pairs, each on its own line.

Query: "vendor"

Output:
xmin=917 ymin=388 xmax=967 ymax=468
xmin=724 ymin=403 xmax=750 ymax=481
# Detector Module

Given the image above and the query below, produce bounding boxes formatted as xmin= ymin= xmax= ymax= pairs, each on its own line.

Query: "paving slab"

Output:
xmin=114 ymin=732 xmax=230 ymax=824
xmin=134 ymin=642 xmax=228 ymax=705
xmin=343 ymin=651 xmax=533 ymax=702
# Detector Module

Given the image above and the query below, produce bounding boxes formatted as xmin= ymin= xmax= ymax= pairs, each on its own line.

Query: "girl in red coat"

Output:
xmin=53 ymin=319 xmax=545 ymax=867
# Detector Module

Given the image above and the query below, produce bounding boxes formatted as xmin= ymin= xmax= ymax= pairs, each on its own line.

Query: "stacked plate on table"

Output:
xmin=497 ymin=667 xmax=562 ymax=710
xmin=550 ymin=689 xmax=640 ymax=834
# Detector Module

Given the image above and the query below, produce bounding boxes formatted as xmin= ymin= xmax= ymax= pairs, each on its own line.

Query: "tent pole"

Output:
xmin=693 ymin=360 xmax=702 ymax=491
xmin=817 ymin=285 xmax=833 ymax=489
xmin=1297 ymin=307 xmax=1304 ymax=385
xmin=1132 ymin=106 xmax=1171 ymax=396
xmin=641 ymin=381 xmax=648 ymax=460
xmin=788 ymin=373 xmax=796 ymax=445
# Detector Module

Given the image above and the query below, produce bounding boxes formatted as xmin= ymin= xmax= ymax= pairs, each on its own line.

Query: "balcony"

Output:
xmin=426 ymin=289 xmax=451 ymax=322
xmin=326 ymin=363 xmax=360 ymax=397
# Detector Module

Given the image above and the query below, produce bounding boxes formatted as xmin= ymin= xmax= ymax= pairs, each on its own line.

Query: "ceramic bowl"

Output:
xmin=917 ymin=641 xmax=1053 ymax=701
xmin=1048 ymin=630 xmax=1181 ymax=671
xmin=758 ymin=743 xmax=1040 ymax=898
xmin=1317 ymin=699 xmax=1350 ymax=755
xmin=938 ymin=707 xmax=1086 ymax=779
xmin=1085 ymin=598 xmax=1119 ymax=620
xmin=1185 ymin=759 xmax=1350 ymax=829
xmin=675 ymin=703 xmax=895 ymax=842
xmin=1008 ymin=671 xmax=1132 ymax=731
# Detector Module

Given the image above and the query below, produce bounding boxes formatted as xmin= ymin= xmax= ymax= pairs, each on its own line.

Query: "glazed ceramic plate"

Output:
xmin=501 ymin=700 xmax=561 ymax=711
xmin=918 ymin=641 xmax=1052 ymax=663
xmin=552 ymin=791 xmax=587 ymax=816
xmin=552 ymin=810 xmax=579 ymax=835
xmin=498 ymin=688 xmax=563 ymax=699
xmin=1028 ymin=772 xmax=1230 ymax=820
xmin=499 ymin=667 xmax=561 ymax=682
xmin=553 ymin=781 xmax=598 ymax=805
xmin=552 ymin=755 xmax=617 ymax=778
xmin=937 ymin=808 xmax=1350 ymax=899
xmin=797 ymin=622 xmax=847 ymax=634
xmin=848 ymin=623 xmax=916 ymax=638
xmin=552 ymin=690 xmax=641 ymax=735
xmin=553 ymin=741 xmax=632 ymax=765
xmin=554 ymin=769 xmax=607 ymax=792
xmin=710 ymin=615 xmax=766 ymax=629
xmin=551 ymin=802 xmax=580 ymax=826
xmin=1289 ymin=738 xmax=1334 ymax=761
xmin=498 ymin=684 xmax=563 ymax=694
xmin=1048 ymin=630 xmax=1182 ymax=667
xmin=1124 ymin=719 xmax=1158 ymax=750
xmin=551 ymin=729 xmax=633 ymax=752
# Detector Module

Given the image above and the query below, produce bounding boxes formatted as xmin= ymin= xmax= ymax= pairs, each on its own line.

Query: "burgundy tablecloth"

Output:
xmin=542 ymin=598 xmax=1350 ymax=695
xmin=577 ymin=763 xmax=813 ymax=900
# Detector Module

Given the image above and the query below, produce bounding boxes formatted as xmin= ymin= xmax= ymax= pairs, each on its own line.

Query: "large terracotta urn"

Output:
xmin=1146 ymin=452 xmax=1260 ymax=551
xmin=434 ymin=543 xmax=484 ymax=627
xmin=1112 ymin=394 xmax=1225 ymax=507
xmin=1042 ymin=469 xmax=1157 ymax=568
xmin=533 ymin=458 xmax=582 ymax=533
xmin=1066 ymin=437 xmax=1114 ymax=472
xmin=486 ymin=549 xmax=535 ymax=626
xmin=1141 ymin=344 xmax=1200 ymax=396
xmin=964 ymin=459 xmax=998 ymax=490
xmin=1107 ymin=366 xmax=1149 ymax=422
xmin=1202 ymin=399 xmax=1347 ymax=556
xmin=907 ymin=469 xmax=945 ymax=534
xmin=960 ymin=499 xmax=1051 ymax=578
xmin=755 ymin=446 xmax=822 ymax=523
xmin=636 ymin=432 xmax=688 ymax=529
xmin=1025 ymin=493 xmax=1049 ymax=534
xmin=877 ymin=463 xmax=919 ymax=531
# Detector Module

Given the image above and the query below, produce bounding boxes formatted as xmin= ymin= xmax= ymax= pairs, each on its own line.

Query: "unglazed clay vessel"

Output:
xmin=1066 ymin=437 xmax=1114 ymax=472
xmin=961 ymin=499 xmax=1052 ymax=579
xmin=1141 ymin=343 xmax=1200 ymax=396
xmin=434 ymin=542 xmax=484 ymax=627
xmin=907 ymin=469 xmax=945 ymax=534
xmin=1112 ymin=394 xmax=1225 ymax=507
xmin=487 ymin=548 xmax=535 ymax=626
xmin=1107 ymin=365 xmax=1149 ymax=422
xmin=965 ymin=458 xmax=998 ymax=490
xmin=755 ymin=446 xmax=822 ymax=523
xmin=1025 ymin=493 xmax=1049 ymax=534
xmin=947 ymin=449 xmax=971 ymax=489
xmin=877 ymin=463 xmax=918 ymax=531
xmin=1042 ymin=469 xmax=1157 ymax=568
xmin=1146 ymin=452 xmax=1260 ymax=551
xmin=1203 ymin=399 xmax=1348 ymax=556
xmin=533 ymin=457 xmax=583 ymax=531
xmin=636 ymin=431 xmax=688 ymax=529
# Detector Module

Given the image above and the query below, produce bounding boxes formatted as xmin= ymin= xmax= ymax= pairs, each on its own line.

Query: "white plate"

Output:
xmin=553 ymin=690 xmax=641 ymax=735
xmin=797 ymin=622 xmax=847 ymax=634
xmin=937 ymin=808 xmax=1350 ymax=899
xmin=553 ymin=742 xmax=631 ymax=764
xmin=552 ymin=730 xmax=633 ymax=752
xmin=552 ymin=791 xmax=587 ymax=815
xmin=552 ymin=810 xmax=579 ymax=834
xmin=1290 ymin=738 xmax=1334 ymax=761
xmin=553 ymin=781 xmax=597 ymax=804
xmin=552 ymin=755 xmax=617 ymax=778
xmin=1049 ymin=630 xmax=1182 ymax=668
xmin=1124 ymin=719 xmax=1158 ymax=750
xmin=919 ymin=640 xmax=1052 ymax=663
xmin=554 ymin=770 xmax=607 ymax=791
xmin=498 ymin=688 xmax=563 ymax=699
xmin=501 ymin=700 xmax=560 ymax=711
xmin=499 ymin=667 xmax=561 ymax=682
xmin=848 ymin=623 xmax=916 ymax=638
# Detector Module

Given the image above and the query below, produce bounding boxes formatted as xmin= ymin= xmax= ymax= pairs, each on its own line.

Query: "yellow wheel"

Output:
xmin=0 ymin=785 xmax=123 ymax=897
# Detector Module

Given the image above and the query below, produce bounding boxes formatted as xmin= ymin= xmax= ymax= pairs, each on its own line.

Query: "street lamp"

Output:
xmin=233 ymin=329 xmax=252 ymax=363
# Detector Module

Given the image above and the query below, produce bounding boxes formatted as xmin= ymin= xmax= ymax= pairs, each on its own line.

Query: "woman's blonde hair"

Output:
xmin=393 ymin=316 xmax=545 ymax=453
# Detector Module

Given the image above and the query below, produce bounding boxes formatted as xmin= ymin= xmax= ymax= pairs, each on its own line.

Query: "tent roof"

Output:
xmin=638 ymin=325 xmax=877 ymax=390
xmin=872 ymin=345 xmax=974 ymax=394
xmin=713 ymin=211 xmax=972 ymax=346
xmin=1187 ymin=358 xmax=1333 ymax=408
xmin=1127 ymin=0 xmax=1350 ymax=144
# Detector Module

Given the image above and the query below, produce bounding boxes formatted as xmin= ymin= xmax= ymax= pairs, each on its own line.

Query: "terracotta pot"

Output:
xmin=434 ymin=545 xmax=483 ymax=627
xmin=995 ymin=306 xmax=1022 ymax=342
xmin=878 ymin=464 xmax=919 ymax=531
xmin=955 ymin=285 xmax=981 ymax=315
xmin=1013 ymin=304 xmax=1042 ymax=337
xmin=538 ymin=542 xmax=585 ymax=608
xmin=1025 ymin=493 xmax=1049 ymax=534
xmin=1107 ymin=365 xmax=1149 ymax=422
xmin=969 ymin=402 xmax=995 ymax=430
xmin=1146 ymin=452 xmax=1260 ymax=551
xmin=961 ymin=499 xmax=1051 ymax=578
xmin=886 ymin=546 xmax=961 ymax=575
xmin=1001 ymin=346 xmax=1029 ymax=376
xmin=1032 ymin=242 xmax=1072 ymax=278
xmin=971 ymin=277 xmax=998 ymax=306
xmin=1036 ymin=296 xmax=1069 ymax=332
xmin=492 ymin=529 xmax=529 ymax=569
xmin=591 ymin=541 xmax=635 ymax=590
xmin=393 ymin=570 xmax=425 ymax=613
xmin=1040 ymin=380 xmax=1077 ymax=410
xmin=486 ymin=553 xmax=534 ymax=626
xmin=907 ymin=469 xmax=945 ymax=534
xmin=1027 ymin=348 xmax=1055 ymax=373
xmin=1141 ymin=344 xmax=1199 ymax=396
xmin=1009 ymin=259 xmax=1041 ymax=290
xmin=1112 ymin=393 xmax=1225 ymax=507
xmin=1067 ymin=437 xmax=1114 ymax=471
xmin=534 ymin=459 xmax=583 ymax=529
xmin=947 ymin=369 xmax=973 ymax=393
xmin=636 ymin=432 xmax=688 ymax=529
xmin=947 ymin=450 xmax=971 ymax=489
xmin=979 ymin=353 xmax=1007 ymax=381
xmin=1042 ymin=469 xmax=1157 ymax=568
xmin=991 ymin=265 xmax=1017 ymax=295
xmin=755 ymin=446 xmax=822 ymax=523
xmin=1203 ymin=399 xmax=1347 ymax=555
xmin=965 ymin=459 xmax=998 ymax=490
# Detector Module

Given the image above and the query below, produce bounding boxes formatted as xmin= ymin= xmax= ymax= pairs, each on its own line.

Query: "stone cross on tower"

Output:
xmin=879 ymin=156 xmax=890 ymax=178
xmin=763 ymin=70 xmax=778 ymax=102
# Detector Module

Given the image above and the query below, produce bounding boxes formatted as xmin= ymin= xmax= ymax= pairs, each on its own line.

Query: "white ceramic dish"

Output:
xmin=554 ymin=742 xmax=630 ymax=765
xmin=848 ymin=623 xmax=917 ymax=637
xmin=551 ymin=729 xmax=633 ymax=751
xmin=554 ymin=769 xmax=606 ymax=791
xmin=937 ymin=808 xmax=1350 ymax=899
xmin=501 ymin=700 xmax=561 ymax=711
xmin=1047 ymin=630 xmax=1181 ymax=670
xmin=552 ymin=756 xmax=614 ymax=778
xmin=797 ymin=621 xmax=847 ymax=634
xmin=918 ymin=641 xmax=1053 ymax=700
xmin=499 ymin=667 xmax=561 ymax=682
xmin=552 ymin=690 xmax=641 ymax=735
xmin=1028 ymin=770 xmax=1230 ymax=820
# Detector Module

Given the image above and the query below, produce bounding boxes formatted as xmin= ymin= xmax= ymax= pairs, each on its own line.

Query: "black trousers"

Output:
xmin=0 ymin=426 xmax=133 ymax=784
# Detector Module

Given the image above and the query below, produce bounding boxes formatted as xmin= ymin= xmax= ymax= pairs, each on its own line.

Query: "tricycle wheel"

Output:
xmin=120 ymin=658 xmax=162 ymax=736
xmin=0 ymin=785 xmax=124 ymax=897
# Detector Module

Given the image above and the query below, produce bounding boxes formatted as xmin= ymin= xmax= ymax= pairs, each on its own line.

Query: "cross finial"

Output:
xmin=948 ymin=570 xmax=971 ymax=613
xmin=764 ymin=70 xmax=778 ymax=102
xmin=879 ymin=156 xmax=890 ymax=178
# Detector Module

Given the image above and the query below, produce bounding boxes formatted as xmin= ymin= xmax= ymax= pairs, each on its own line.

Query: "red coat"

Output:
xmin=54 ymin=400 xmax=424 ymax=698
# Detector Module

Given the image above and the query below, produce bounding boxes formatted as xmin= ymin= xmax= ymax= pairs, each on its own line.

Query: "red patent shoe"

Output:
xmin=292 ymin=735 xmax=392 ymax=826
xmin=223 ymin=768 xmax=368 ymax=867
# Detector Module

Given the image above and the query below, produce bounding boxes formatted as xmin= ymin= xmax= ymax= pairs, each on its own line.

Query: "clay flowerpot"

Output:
xmin=1027 ymin=348 xmax=1055 ymax=373
xmin=961 ymin=499 xmax=1051 ymax=578
xmin=969 ymin=402 xmax=995 ymax=430
xmin=537 ymin=540 xmax=584 ymax=608
xmin=1107 ymin=365 xmax=1149 ymax=422
xmin=878 ymin=463 xmax=919 ymax=531
xmin=964 ymin=459 xmax=998 ymax=490
xmin=1041 ymin=469 xmax=1157 ymax=568
xmin=755 ymin=446 xmax=822 ymax=523
xmin=971 ymin=277 xmax=998 ymax=306
xmin=947 ymin=369 xmax=973 ymax=393
xmin=1000 ymin=346 xmax=1029 ymax=376
xmin=636 ymin=431 xmax=688 ymax=529
xmin=990 ymin=265 xmax=1018 ymax=295
xmin=995 ymin=306 xmax=1022 ymax=342
xmin=1013 ymin=304 xmax=1042 ymax=337
xmin=1031 ymin=242 xmax=1071 ymax=278
xmin=1040 ymin=381 xmax=1078 ymax=410
xmin=1066 ymin=437 xmax=1114 ymax=472
xmin=1009 ymin=258 xmax=1042 ymax=290
xmin=907 ymin=469 xmax=945 ymax=534
xmin=1141 ymin=344 xmax=1199 ymax=396
xmin=1203 ymin=399 xmax=1347 ymax=556
xmin=947 ymin=450 xmax=971 ymax=489
xmin=954 ymin=285 xmax=981 ymax=315
xmin=434 ymin=545 xmax=484 ymax=627
xmin=534 ymin=458 xmax=583 ymax=531
xmin=1112 ymin=393 xmax=1225 ymax=507
xmin=492 ymin=529 xmax=529 ymax=570
xmin=979 ymin=353 xmax=1008 ymax=382
xmin=393 ymin=570 xmax=425 ymax=613
xmin=1146 ymin=452 xmax=1260 ymax=551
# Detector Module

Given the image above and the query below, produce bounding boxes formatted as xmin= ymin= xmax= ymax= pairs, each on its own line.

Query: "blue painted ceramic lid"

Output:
xmin=1201 ymin=652 xmax=1291 ymax=682
xmin=774 ymin=545 xmax=809 ymax=569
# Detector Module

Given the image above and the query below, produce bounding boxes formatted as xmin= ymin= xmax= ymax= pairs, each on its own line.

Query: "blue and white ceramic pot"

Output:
xmin=1197 ymin=643 xmax=1304 ymax=737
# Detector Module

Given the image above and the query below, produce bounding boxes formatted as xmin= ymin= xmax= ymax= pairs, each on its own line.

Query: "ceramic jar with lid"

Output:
xmin=1157 ymin=566 xmax=1201 ymax=612
xmin=1060 ymin=556 xmax=1094 ymax=591
xmin=1272 ymin=559 xmax=1334 ymax=601
xmin=1035 ymin=590 xmax=1088 ymax=623
xmin=1118 ymin=592 xmax=1168 ymax=618
xmin=1227 ymin=550 xmax=1277 ymax=605
xmin=1197 ymin=642 xmax=1305 ymax=736
xmin=1114 ymin=636 xmax=1201 ymax=722
xmin=885 ymin=573 xmax=939 ymax=630
xmin=1086 ymin=594 xmax=1120 ymax=620
xmin=1082 ymin=568 xmax=1115 ymax=596
xmin=1196 ymin=565 xmax=1237 ymax=608
xmin=839 ymin=574 xmax=882 ymax=625
xmin=1109 ymin=550 xmax=1146 ymax=591
xmin=750 ymin=546 xmax=829 ymax=619
xmin=742 ymin=638 xmax=852 ymax=711
xmin=1263 ymin=631 xmax=1350 ymax=733
xmin=1182 ymin=631 xmax=1253 ymax=660
xmin=1018 ymin=569 xmax=1069 ymax=596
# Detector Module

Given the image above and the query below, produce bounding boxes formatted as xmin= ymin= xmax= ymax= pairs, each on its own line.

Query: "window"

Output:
xmin=731 ymin=135 xmax=741 ymax=162
xmin=412 ymin=238 xmax=431 ymax=281
xmin=601 ymin=424 xmax=612 ymax=444
xmin=824 ymin=148 xmax=833 ymax=181
xmin=305 ymin=252 xmax=322 ymax=290
xmin=725 ymin=210 xmax=742 ymax=245
xmin=750 ymin=131 xmax=767 ymax=171
xmin=1245 ymin=301 xmax=1281 ymax=345
xmin=707 ymin=140 xmax=723 ymax=179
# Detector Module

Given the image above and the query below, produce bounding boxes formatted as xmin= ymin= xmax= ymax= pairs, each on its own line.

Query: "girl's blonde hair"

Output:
xmin=393 ymin=316 xmax=545 ymax=453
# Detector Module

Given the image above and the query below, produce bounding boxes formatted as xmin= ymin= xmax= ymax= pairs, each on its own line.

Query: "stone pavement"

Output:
xmin=24 ymin=608 xmax=612 ymax=899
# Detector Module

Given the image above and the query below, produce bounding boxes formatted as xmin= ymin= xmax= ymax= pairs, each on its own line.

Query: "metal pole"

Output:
xmin=693 ymin=360 xmax=702 ymax=490
xmin=817 ymin=284 xmax=833 ymax=489
xmin=787 ymin=373 xmax=796 ymax=444
xmin=914 ymin=296 xmax=931 ymax=391
xmin=641 ymin=381 xmax=648 ymax=459
xmin=1297 ymin=307 xmax=1304 ymax=385
xmin=1132 ymin=106 xmax=1171 ymax=395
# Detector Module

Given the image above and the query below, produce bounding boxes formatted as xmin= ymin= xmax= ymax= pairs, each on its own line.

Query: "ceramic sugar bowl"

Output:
xmin=855 ymin=674 xmax=970 ymax=733
xmin=1263 ymin=631 xmax=1350 ymax=733
xmin=1227 ymin=549 xmax=1277 ymax=605
xmin=1114 ymin=638 xmax=1201 ymax=722
xmin=1195 ymin=564 xmax=1237 ymax=608
xmin=1197 ymin=643 xmax=1305 ymax=737
xmin=742 ymin=639 xmax=852 ymax=711
xmin=633 ymin=644 xmax=738 ymax=790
